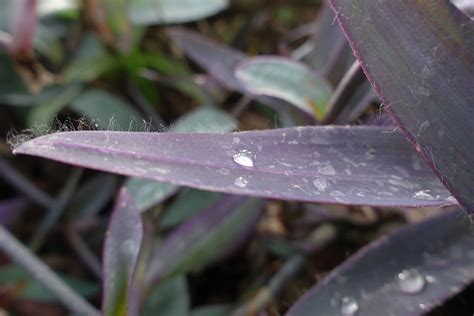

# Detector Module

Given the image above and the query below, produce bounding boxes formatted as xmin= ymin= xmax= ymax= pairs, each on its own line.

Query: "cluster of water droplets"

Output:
xmin=231 ymin=149 xmax=255 ymax=188
xmin=340 ymin=297 xmax=359 ymax=315
xmin=336 ymin=267 xmax=434 ymax=315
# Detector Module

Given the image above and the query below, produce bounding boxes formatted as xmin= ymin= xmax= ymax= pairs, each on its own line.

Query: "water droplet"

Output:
xmin=317 ymin=164 xmax=336 ymax=176
xmin=413 ymin=190 xmax=436 ymax=200
xmin=398 ymin=269 xmax=425 ymax=294
xmin=425 ymin=275 xmax=436 ymax=283
xmin=340 ymin=297 xmax=359 ymax=315
xmin=232 ymin=150 xmax=255 ymax=167
xmin=313 ymin=177 xmax=328 ymax=192
xmin=217 ymin=168 xmax=230 ymax=175
xmin=234 ymin=176 xmax=248 ymax=188
xmin=446 ymin=195 xmax=458 ymax=203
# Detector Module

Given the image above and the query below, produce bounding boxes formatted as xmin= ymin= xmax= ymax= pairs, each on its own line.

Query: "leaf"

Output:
xmin=125 ymin=107 xmax=237 ymax=212
xmin=145 ymin=196 xmax=262 ymax=284
xmin=27 ymin=84 xmax=83 ymax=126
xmin=62 ymin=34 xmax=117 ymax=83
xmin=67 ymin=174 xmax=119 ymax=219
xmin=167 ymin=28 xmax=308 ymax=121
xmin=286 ymin=209 xmax=474 ymax=315
xmin=330 ymin=0 xmax=474 ymax=211
xmin=294 ymin=2 xmax=351 ymax=83
xmin=0 ymin=52 xmax=27 ymax=101
xmin=69 ymin=89 xmax=143 ymax=130
xmin=452 ymin=0 xmax=474 ymax=17
xmin=38 ymin=0 xmax=78 ymax=16
xmin=142 ymin=276 xmax=190 ymax=316
xmin=235 ymin=56 xmax=332 ymax=119
xmin=102 ymin=188 xmax=143 ymax=316
xmin=160 ymin=189 xmax=221 ymax=228
xmin=14 ymin=126 xmax=456 ymax=207
xmin=191 ymin=305 xmax=231 ymax=316
xmin=0 ymin=264 xmax=99 ymax=302
xmin=130 ymin=0 xmax=229 ymax=25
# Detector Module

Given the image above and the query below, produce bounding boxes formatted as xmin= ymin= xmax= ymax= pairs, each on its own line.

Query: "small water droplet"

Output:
xmin=446 ymin=195 xmax=458 ymax=203
xmin=313 ymin=177 xmax=328 ymax=192
xmin=232 ymin=150 xmax=255 ymax=167
xmin=425 ymin=275 xmax=436 ymax=283
xmin=398 ymin=269 xmax=425 ymax=294
xmin=217 ymin=168 xmax=230 ymax=175
xmin=413 ymin=190 xmax=436 ymax=200
xmin=317 ymin=164 xmax=336 ymax=176
xmin=340 ymin=297 xmax=359 ymax=315
xmin=234 ymin=176 xmax=248 ymax=188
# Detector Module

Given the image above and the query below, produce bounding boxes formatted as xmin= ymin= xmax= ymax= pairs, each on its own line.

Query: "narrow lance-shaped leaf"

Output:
xmin=102 ymin=188 xmax=143 ymax=316
xmin=130 ymin=0 xmax=229 ymax=25
xmin=235 ymin=56 xmax=332 ymax=119
xmin=330 ymin=0 xmax=474 ymax=211
xmin=14 ymin=126 xmax=457 ymax=207
xmin=286 ymin=209 xmax=474 ymax=315
xmin=145 ymin=195 xmax=263 ymax=285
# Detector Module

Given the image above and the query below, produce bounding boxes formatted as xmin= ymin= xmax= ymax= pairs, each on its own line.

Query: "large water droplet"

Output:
xmin=340 ymin=296 xmax=359 ymax=315
xmin=232 ymin=150 xmax=255 ymax=167
xmin=398 ymin=269 xmax=425 ymax=294
xmin=234 ymin=176 xmax=248 ymax=188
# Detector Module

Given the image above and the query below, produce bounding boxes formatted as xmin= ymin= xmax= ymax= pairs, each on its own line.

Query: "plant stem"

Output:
xmin=323 ymin=61 xmax=366 ymax=124
xmin=0 ymin=225 xmax=100 ymax=316
xmin=0 ymin=156 xmax=54 ymax=209
xmin=30 ymin=168 xmax=83 ymax=251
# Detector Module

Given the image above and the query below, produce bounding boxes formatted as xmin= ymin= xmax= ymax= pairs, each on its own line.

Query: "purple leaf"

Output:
xmin=167 ymin=28 xmax=311 ymax=119
xmin=330 ymin=0 xmax=474 ymax=211
xmin=14 ymin=126 xmax=456 ymax=207
xmin=286 ymin=209 xmax=474 ymax=315
xmin=0 ymin=197 xmax=27 ymax=226
xmin=295 ymin=1 xmax=352 ymax=84
xmin=102 ymin=188 xmax=143 ymax=316
xmin=235 ymin=56 xmax=332 ymax=118
xmin=145 ymin=195 xmax=263 ymax=285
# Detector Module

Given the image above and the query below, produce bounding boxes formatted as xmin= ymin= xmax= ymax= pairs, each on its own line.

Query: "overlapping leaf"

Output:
xmin=102 ymin=188 xmax=143 ymax=316
xmin=145 ymin=195 xmax=263 ymax=284
xmin=286 ymin=209 xmax=474 ymax=315
xmin=330 ymin=0 xmax=474 ymax=211
xmin=235 ymin=56 xmax=332 ymax=118
xmin=14 ymin=126 xmax=456 ymax=207
xmin=130 ymin=0 xmax=229 ymax=25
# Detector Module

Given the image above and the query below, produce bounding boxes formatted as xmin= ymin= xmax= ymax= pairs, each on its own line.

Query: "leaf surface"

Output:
xmin=235 ymin=56 xmax=332 ymax=118
xmin=145 ymin=195 xmax=263 ymax=284
xmin=286 ymin=209 xmax=474 ymax=315
xmin=102 ymin=188 xmax=143 ymax=316
xmin=130 ymin=0 xmax=229 ymax=25
xmin=330 ymin=0 xmax=474 ymax=210
xmin=14 ymin=126 xmax=456 ymax=207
